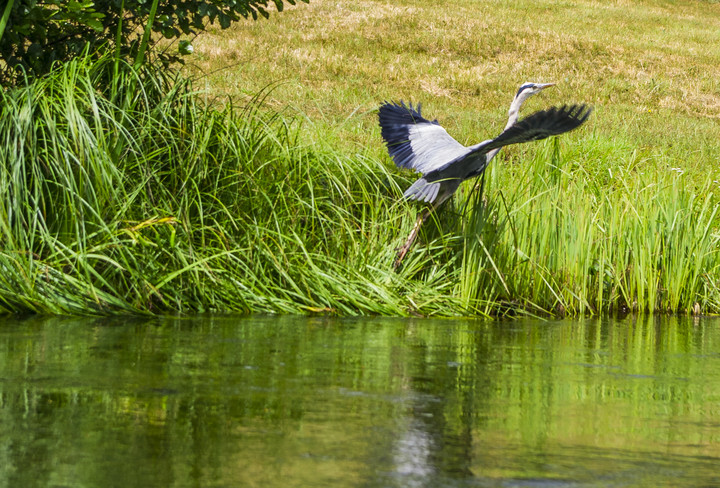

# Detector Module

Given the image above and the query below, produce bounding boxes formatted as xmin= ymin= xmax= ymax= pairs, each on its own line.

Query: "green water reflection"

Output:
xmin=1 ymin=315 xmax=719 ymax=487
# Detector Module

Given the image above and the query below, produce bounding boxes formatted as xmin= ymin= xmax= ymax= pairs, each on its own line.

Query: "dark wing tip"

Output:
xmin=558 ymin=103 xmax=593 ymax=125
xmin=477 ymin=102 xmax=593 ymax=153
xmin=378 ymin=100 xmax=427 ymax=125
xmin=524 ymin=103 xmax=594 ymax=136
xmin=377 ymin=100 xmax=439 ymax=170
xmin=560 ymin=103 xmax=593 ymax=123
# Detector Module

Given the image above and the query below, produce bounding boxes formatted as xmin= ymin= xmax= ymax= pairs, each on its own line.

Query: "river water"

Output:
xmin=1 ymin=315 xmax=719 ymax=487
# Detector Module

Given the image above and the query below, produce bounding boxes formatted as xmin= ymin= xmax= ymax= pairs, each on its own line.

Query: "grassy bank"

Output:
xmin=3 ymin=0 xmax=720 ymax=316
xmin=189 ymin=0 xmax=720 ymax=316
xmin=2 ymin=53 xmax=720 ymax=317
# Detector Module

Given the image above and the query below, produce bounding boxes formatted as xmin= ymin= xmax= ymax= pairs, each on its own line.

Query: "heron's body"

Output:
xmin=378 ymin=82 xmax=592 ymax=267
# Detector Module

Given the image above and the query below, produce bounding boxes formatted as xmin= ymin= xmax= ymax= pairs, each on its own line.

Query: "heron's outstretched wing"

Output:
xmin=420 ymin=104 xmax=592 ymax=196
xmin=475 ymin=104 xmax=592 ymax=154
xmin=378 ymin=101 xmax=470 ymax=175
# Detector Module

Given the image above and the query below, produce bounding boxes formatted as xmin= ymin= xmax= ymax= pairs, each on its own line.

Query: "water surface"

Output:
xmin=1 ymin=315 xmax=719 ymax=487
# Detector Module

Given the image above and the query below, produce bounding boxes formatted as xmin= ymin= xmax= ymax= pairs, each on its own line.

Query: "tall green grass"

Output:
xmin=0 ymin=54 xmax=462 ymax=316
xmin=3 ymin=53 xmax=720 ymax=317
xmin=456 ymin=137 xmax=720 ymax=316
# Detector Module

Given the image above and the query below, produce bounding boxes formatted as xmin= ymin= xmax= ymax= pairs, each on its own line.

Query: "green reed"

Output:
xmin=456 ymin=137 xmax=720 ymax=316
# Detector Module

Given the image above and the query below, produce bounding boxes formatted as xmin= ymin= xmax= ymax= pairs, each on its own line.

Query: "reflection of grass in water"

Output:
xmin=443 ymin=316 xmax=720 ymax=471
xmin=5 ymin=315 xmax=718 ymax=485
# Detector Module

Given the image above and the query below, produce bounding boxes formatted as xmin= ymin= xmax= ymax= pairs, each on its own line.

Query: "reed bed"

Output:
xmin=456 ymin=138 xmax=720 ymax=316
xmin=2 ymin=54 xmax=720 ymax=317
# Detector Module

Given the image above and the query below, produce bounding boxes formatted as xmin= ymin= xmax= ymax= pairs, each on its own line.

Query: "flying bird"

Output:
xmin=378 ymin=82 xmax=592 ymax=267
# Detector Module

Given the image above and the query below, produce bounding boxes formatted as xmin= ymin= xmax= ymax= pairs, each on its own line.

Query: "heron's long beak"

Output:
xmin=538 ymin=83 xmax=556 ymax=90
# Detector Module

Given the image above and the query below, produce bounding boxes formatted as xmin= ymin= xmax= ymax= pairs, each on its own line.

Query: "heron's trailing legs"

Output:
xmin=394 ymin=173 xmax=490 ymax=270
xmin=393 ymin=184 xmax=455 ymax=269
xmin=394 ymin=206 xmax=434 ymax=269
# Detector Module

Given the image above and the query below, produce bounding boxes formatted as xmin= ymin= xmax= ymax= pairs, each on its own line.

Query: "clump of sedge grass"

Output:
xmin=0 ymin=53 xmax=465 ymax=316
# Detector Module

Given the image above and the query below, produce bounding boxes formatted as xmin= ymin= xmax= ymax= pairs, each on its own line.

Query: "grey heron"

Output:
xmin=378 ymin=82 xmax=592 ymax=268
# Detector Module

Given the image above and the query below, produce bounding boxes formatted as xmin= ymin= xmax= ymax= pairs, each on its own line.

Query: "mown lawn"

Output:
xmin=189 ymin=0 xmax=720 ymax=177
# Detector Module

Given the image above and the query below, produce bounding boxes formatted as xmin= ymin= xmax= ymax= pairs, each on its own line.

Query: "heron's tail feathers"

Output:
xmin=403 ymin=178 xmax=440 ymax=204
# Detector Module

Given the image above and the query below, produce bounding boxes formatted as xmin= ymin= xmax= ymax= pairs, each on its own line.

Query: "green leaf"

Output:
xmin=85 ymin=19 xmax=104 ymax=32
xmin=0 ymin=0 xmax=15 ymax=45
xmin=218 ymin=13 xmax=230 ymax=29
xmin=178 ymin=40 xmax=193 ymax=55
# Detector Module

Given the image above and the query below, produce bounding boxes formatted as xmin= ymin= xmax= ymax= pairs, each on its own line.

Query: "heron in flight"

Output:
xmin=378 ymin=82 xmax=592 ymax=268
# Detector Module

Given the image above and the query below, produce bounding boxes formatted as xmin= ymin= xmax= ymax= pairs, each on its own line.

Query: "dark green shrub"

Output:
xmin=0 ymin=0 xmax=308 ymax=84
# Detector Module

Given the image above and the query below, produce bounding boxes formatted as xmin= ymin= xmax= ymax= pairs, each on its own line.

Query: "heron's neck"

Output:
xmin=485 ymin=94 xmax=526 ymax=162
xmin=504 ymin=94 xmax=526 ymax=129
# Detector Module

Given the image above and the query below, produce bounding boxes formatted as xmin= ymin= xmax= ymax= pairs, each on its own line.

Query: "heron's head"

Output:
xmin=515 ymin=82 xmax=555 ymax=102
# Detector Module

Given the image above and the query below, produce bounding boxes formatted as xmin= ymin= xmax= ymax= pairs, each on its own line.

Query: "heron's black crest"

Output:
xmin=515 ymin=83 xmax=536 ymax=98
